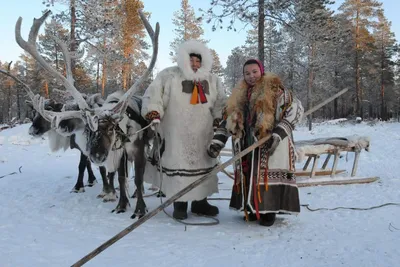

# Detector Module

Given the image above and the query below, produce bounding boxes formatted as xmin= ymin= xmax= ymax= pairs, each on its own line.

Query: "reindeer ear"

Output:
xmin=25 ymin=100 xmax=33 ymax=108
xmin=54 ymin=103 xmax=64 ymax=112
xmin=121 ymin=134 xmax=131 ymax=144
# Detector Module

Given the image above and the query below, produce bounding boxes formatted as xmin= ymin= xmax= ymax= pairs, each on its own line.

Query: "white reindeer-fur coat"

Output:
xmin=141 ymin=40 xmax=227 ymax=201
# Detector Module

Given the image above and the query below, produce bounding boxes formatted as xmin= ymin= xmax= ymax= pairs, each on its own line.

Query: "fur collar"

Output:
xmin=225 ymin=73 xmax=283 ymax=139
xmin=176 ymin=40 xmax=213 ymax=81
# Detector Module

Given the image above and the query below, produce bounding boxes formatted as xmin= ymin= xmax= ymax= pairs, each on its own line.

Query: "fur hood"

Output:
xmin=176 ymin=40 xmax=213 ymax=81
xmin=225 ymin=72 xmax=283 ymax=139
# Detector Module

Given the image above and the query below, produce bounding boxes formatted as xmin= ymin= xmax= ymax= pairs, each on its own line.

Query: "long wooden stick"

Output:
xmin=70 ymin=135 xmax=271 ymax=267
xmin=303 ymin=87 xmax=349 ymax=117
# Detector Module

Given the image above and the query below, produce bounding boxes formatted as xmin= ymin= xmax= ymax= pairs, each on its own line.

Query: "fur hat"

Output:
xmin=176 ymin=40 xmax=213 ymax=81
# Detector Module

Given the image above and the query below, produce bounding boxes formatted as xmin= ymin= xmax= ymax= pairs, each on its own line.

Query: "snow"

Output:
xmin=1 ymin=121 xmax=400 ymax=267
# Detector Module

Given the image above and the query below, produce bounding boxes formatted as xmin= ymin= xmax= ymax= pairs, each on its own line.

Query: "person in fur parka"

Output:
xmin=208 ymin=59 xmax=304 ymax=226
xmin=141 ymin=40 xmax=227 ymax=220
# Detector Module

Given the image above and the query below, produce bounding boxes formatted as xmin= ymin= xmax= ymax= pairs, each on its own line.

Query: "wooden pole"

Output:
xmin=303 ymin=88 xmax=349 ymax=117
xmin=70 ymin=135 xmax=271 ymax=267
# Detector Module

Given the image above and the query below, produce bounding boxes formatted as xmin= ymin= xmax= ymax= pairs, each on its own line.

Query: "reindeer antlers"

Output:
xmin=15 ymin=10 xmax=90 ymax=112
xmin=13 ymin=9 xmax=159 ymax=132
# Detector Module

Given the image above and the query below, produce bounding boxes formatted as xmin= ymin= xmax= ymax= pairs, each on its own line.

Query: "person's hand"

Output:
xmin=145 ymin=111 xmax=161 ymax=130
xmin=267 ymin=133 xmax=281 ymax=155
xmin=207 ymin=142 xmax=223 ymax=158
xmin=150 ymin=118 xmax=160 ymax=131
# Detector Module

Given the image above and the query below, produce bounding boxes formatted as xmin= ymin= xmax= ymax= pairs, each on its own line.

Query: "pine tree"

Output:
xmin=38 ymin=20 xmax=70 ymax=95
xmin=292 ymin=0 xmax=334 ymax=129
xmin=118 ymin=0 xmax=146 ymax=90
xmin=224 ymin=46 xmax=249 ymax=93
xmin=210 ymin=49 xmax=224 ymax=77
xmin=339 ymin=0 xmax=383 ymax=117
xmin=372 ymin=9 xmax=397 ymax=120
xmin=169 ymin=0 xmax=207 ymax=61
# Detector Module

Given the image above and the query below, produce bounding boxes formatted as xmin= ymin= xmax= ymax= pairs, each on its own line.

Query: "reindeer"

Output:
xmin=15 ymin=10 xmax=159 ymax=219
xmin=25 ymin=95 xmax=109 ymax=193
xmin=0 ymin=68 xmax=107 ymax=194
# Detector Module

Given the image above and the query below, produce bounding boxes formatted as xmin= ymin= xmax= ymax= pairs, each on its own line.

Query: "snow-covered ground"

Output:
xmin=0 ymin=120 xmax=399 ymax=267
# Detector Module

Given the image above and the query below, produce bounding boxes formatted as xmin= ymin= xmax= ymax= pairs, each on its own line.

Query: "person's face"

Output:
xmin=243 ymin=63 xmax=262 ymax=86
xmin=190 ymin=56 xmax=201 ymax=72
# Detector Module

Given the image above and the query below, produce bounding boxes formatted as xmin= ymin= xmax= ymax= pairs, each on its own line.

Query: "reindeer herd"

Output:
xmin=1 ymin=10 xmax=161 ymax=220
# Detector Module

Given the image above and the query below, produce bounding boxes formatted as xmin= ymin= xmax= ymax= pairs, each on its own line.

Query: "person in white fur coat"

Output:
xmin=141 ymin=40 xmax=227 ymax=220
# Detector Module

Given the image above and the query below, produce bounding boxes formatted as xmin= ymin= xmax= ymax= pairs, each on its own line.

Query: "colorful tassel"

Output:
xmin=190 ymin=83 xmax=199 ymax=104
xmin=197 ymin=82 xmax=208 ymax=103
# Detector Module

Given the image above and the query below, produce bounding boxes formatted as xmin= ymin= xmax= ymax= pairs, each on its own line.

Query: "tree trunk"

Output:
xmin=70 ymin=0 xmax=77 ymax=81
xmin=7 ymin=79 xmax=12 ymax=122
xmin=333 ymin=48 xmax=339 ymax=119
xmin=44 ymin=80 xmax=49 ymax=98
xmin=102 ymin=59 xmax=107 ymax=97
xmin=334 ymin=98 xmax=339 ymax=119
xmin=54 ymin=40 xmax=59 ymax=71
xmin=96 ymin=61 xmax=100 ymax=93
xmin=122 ymin=63 xmax=128 ymax=91
xmin=307 ymin=42 xmax=315 ymax=131
xmin=380 ymin=34 xmax=386 ymax=120
xmin=288 ymin=42 xmax=294 ymax=90
xmin=258 ymin=0 xmax=265 ymax=65
xmin=355 ymin=8 xmax=362 ymax=118
xmin=16 ymin=85 xmax=21 ymax=120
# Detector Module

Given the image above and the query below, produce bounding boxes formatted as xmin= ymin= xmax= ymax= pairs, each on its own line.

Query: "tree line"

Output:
xmin=1 ymin=0 xmax=398 ymax=125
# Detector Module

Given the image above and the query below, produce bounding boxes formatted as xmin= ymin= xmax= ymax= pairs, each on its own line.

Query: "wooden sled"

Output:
xmin=220 ymin=135 xmax=379 ymax=187
xmin=297 ymin=176 xmax=379 ymax=187
xmin=295 ymin=169 xmax=346 ymax=177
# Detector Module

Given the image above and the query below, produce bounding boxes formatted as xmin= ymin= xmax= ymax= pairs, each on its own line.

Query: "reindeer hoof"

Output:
xmin=87 ymin=179 xmax=98 ymax=187
xmin=130 ymin=213 xmax=145 ymax=219
xmin=156 ymin=190 xmax=166 ymax=198
xmin=112 ymin=206 xmax=127 ymax=214
xmin=70 ymin=187 xmax=85 ymax=193
xmin=112 ymin=208 xmax=126 ymax=214
xmin=103 ymin=192 xmax=117 ymax=202
xmin=133 ymin=207 xmax=147 ymax=219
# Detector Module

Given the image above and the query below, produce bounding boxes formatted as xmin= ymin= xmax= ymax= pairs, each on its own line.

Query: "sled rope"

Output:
xmin=389 ymin=223 xmax=399 ymax=232
xmin=0 ymin=166 xmax=22 ymax=179
xmin=208 ymin=198 xmax=400 ymax=212
xmin=301 ymin=202 xmax=400 ymax=211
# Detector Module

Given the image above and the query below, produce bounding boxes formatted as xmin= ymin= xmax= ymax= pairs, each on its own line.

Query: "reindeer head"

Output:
xmin=86 ymin=115 xmax=129 ymax=164
xmin=26 ymin=99 xmax=63 ymax=137
xmin=85 ymin=92 xmax=142 ymax=165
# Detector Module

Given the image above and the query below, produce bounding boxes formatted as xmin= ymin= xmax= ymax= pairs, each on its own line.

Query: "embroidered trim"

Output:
xmin=145 ymin=111 xmax=160 ymax=121
xmin=275 ymin=119 xmax=294 ymax=140
xmin=148 ymin=158 xmax=217 ymax=177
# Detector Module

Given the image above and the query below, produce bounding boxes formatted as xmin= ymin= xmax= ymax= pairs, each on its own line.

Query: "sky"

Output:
xmin=0 ymin=0 xmax=399 ymax=71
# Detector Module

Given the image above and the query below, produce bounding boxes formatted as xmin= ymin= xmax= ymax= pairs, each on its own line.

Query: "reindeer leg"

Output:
xmin=97 ymin=166 xmax=111 ymax=198
xmin=113 ymin=151 xmax=130 ymax=214
xmin=103 ymin=171 xmax=117 ymax=202
xmin=131 ymin=183 xmax=145 ymax=198
xmin=131 ymin=140 xmax=147 ymax=219
xmin=71 ymin=152 xmax=87 ymax=193
xmin=86 ymin=159 xmax=97 ymax=187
